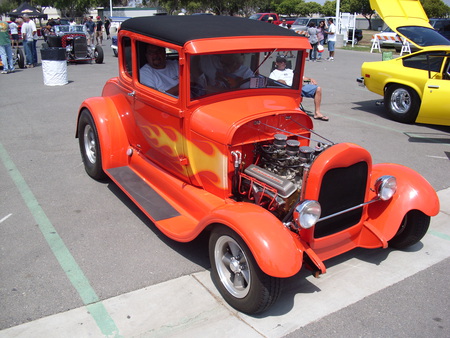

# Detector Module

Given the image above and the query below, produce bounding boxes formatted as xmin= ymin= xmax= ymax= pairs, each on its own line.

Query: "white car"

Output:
xmin=371 ymin=27 xmax=402 ymax=48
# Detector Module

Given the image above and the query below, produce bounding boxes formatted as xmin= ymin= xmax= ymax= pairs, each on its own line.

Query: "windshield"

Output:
xmin=249 ymin=14 xmax=263 ymax=20
xmin=293 ymin=18 xmax=309 ymax=26
xmin=190 ymin=50 xmax=302 ymax=99
xmin=55 ymin=25 xmax=85 ymax=34
xmin=398 ymin=26 xmax=450 ymax=47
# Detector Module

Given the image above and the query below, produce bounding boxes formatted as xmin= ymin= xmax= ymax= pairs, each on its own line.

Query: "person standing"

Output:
xmin=316 ymin=20 xmax=326 ymax=60
xmin=9 ymin=18 xmax=19 ymax=49
xmin=0 ymin=19 xmax=14 ymax=73
xmin=95 ymin=16 xmax=103 ymax=45
xmin=307 ymin=22 xmax=318 ymax=62
xmin=326 ymin=18 xmax=336 ymax=61
xmin=104 ymin=16 xmax=111 ymax=40
xmin=21 ymin=14 xmax=38 ymax=68
xmin=84 ymin=16 xmax=95 ymax=46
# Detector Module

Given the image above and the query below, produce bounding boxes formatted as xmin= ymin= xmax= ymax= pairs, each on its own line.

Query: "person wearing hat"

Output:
xmin=95 ymin=16 xmax=103 ymax=45
xmin=269 ymin=56 xmax=329 ymax=121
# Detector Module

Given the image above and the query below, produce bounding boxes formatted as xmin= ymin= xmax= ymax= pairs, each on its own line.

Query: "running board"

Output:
xmin=107 ymin=166 xmax=180 ymax=221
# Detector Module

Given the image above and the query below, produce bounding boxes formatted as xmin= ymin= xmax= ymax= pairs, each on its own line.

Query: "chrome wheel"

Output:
xmin=214 ymin=235 xmax=250 ymax=298
xmin=77 ymin=109 xmax=105 ymax=180
xmin=83 ymin=124 xmax=97 ymax=164
xmin=384 ymin=84 xmax=420 ymax=123
xmin=390 ymin=87 xmax=411 ymax=114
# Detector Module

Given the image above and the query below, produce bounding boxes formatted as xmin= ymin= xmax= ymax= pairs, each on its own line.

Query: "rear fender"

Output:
xmin=199 ymin=202 xmax=304 ymax=278
xmin=364 ymin=163 xmax=439 ymax=242
xmin=76 ymin=96 xmax=130 ymax=170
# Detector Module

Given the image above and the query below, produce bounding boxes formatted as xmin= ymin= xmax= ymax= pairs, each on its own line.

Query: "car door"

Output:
xmin=132 ymin=39 xmax=191 ymax=182
xmin=418 ymin=57 xmax=450 ymax=125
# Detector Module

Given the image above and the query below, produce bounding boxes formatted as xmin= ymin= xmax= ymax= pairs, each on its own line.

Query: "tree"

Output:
xmin=0 ymin=0 xmax=19 ymax=16
xmin=348 ymin=0 xmax=375 ymax=30
xmin=276 ymin=0 xmax=303 ymax=16
xmin=420 ymin=0 xmax=450 ymax=18
xmin=320 ymin=1 xmax=336 ymax=17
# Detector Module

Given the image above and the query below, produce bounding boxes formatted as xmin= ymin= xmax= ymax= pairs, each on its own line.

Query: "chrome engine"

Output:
xmin=236 ymin=133 xmax=326 ymax=218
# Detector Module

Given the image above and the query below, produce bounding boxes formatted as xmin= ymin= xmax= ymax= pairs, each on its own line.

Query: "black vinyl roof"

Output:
xmin=120 ymin=15 xmax=301 ymax=46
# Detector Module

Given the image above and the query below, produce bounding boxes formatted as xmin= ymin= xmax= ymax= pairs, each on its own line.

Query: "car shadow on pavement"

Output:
xmin=106 ymin=181 xmax=211 ymax=269
xmin=351 ymin=99 xmax=386 ymax=117
xmin=404 ymin=131 xmax=450 ymax=144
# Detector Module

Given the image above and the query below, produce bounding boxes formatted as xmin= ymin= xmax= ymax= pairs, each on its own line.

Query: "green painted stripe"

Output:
xmin=428 ymin=229 xmax=450 ymax=241
xmin=0 ymin=142 xmax=121 ymax=337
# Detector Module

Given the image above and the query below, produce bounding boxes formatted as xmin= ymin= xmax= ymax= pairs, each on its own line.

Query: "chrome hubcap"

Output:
xmin=214 ymin=235 xmax=250 ymax=298
xmin=390 ymin=88 xmax=411 ymax=114
xmin=83 ymin=124 xmax=96 ymax=164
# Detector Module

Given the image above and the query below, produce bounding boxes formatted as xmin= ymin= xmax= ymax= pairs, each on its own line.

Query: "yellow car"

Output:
xmin=358 ymin=0 xmax=450 ymax=126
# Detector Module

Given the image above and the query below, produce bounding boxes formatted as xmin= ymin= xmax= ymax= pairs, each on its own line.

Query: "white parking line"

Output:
xmin=0 ymin=213 xmax=12 ymax=224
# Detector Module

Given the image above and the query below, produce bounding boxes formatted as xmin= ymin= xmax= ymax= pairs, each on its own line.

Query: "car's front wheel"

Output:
xmin=388 ymin=210 xmax=430 ymax=249
xmin=209 ymin=226 xmax=281 ymax=314
xmin=95 ymin=45 xmax=104 ymax=64
xmin=77 ymin=109 xmax=106 ymax=180
xmin=16 ymin=48 xmax=25 ymax=69
xmin=384 ymin=84 xmax=421 ymax=123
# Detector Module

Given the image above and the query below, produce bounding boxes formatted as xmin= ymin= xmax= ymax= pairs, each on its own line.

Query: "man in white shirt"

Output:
xmin=269 ymin=56 xmax=328 ymax=121
xmin=21 ymin=14 xmax=38 ymax=67
xmin=269 ymin=56 xmax=294 ymax=86
xmin=140 ymin=44 xmax=179 ymax=96
xmin=326 ymin=18 xmax=336 ymax=61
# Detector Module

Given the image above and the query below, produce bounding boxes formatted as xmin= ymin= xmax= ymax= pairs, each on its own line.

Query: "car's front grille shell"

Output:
xmin=314 ymin=161 xmax=368 ymax=238
xmin=74 ymin=36 xmax=87 ymax=58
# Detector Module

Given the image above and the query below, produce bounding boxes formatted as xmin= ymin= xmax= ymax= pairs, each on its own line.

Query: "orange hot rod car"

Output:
xmin=76 ymin=16 xmax=439 ymax=314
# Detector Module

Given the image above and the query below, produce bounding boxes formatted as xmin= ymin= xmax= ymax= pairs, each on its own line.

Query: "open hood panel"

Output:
xmin=370 ymin=0 xmax=450 ymax=48
xmin=370 ymin=0 xmax=431 ymax=30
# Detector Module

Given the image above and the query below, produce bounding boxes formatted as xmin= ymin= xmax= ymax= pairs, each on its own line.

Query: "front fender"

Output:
xmin=365 ymin=163 xmax=439 ymax=242
xmin=77 ymin=95 xmax=130 ymax=170
xmin=199 ymin=202 xmax=304 ymax=278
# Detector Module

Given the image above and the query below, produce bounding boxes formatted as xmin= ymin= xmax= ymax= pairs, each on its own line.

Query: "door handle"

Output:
xmin=428 ymin=85 xmax=440 ymax=89
xmin=127 ymin=91 xmax=135 ymax=97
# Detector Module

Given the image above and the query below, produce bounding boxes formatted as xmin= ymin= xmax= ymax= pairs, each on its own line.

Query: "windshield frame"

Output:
xmin=189 ymin=50 xmax=303 ymax=100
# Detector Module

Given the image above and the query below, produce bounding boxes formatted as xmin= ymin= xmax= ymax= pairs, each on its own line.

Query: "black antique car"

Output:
xmin=43 ymin=25 xmax=103 ymax=64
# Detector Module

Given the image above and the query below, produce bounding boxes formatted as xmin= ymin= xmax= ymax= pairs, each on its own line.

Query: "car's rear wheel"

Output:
xmin=95 ymin=45 xmax=104 ymax=64
xmin=209 ymin=226 xmax=281 ymax=314
xmin=384 ymin=84 xmax=420 ymax=123
xmin=78 ymin=109 xmax=106 ymax=180
xmin=388 ymin=210 xmax=430 ymax=249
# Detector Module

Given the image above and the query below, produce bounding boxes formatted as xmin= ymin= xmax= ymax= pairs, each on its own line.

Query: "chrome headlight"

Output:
xmin=375 ymin=175 xmax=397 ymax=201
xmin=293 ymin=200 xmax=321 ymax=229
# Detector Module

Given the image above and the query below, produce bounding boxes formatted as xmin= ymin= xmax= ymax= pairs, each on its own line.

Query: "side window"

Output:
xmin=402 ymin=52 xmax=445 ymax=73
xmin=137 ymin=41 xmax=179 ymax=97
xmin=122 ymin=36 xmax=132 ymax=77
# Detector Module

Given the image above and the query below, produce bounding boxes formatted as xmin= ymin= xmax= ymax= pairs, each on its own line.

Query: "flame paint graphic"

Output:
xmin=141 ymin=123 xmax=227 ymax=189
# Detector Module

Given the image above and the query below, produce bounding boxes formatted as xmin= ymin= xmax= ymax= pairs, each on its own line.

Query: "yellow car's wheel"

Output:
xmin=384 ymin=84 xmax=420 ymax=123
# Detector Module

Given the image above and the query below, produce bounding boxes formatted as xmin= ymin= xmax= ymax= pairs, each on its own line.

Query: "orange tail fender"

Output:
xmin=199 ymin=202 xmax=304 ymax=278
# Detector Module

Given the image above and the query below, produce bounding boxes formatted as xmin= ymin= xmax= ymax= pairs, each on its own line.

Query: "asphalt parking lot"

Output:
xmin=0 ymin=40 xmax=449 ymax=337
